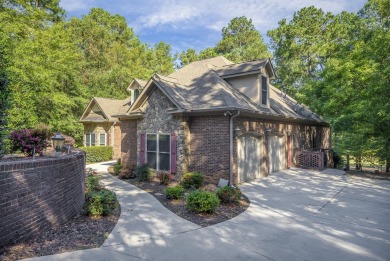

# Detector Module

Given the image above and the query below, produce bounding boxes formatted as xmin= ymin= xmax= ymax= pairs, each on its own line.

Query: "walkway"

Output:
xmin=23 ymin=163 xmax=390 ymax=261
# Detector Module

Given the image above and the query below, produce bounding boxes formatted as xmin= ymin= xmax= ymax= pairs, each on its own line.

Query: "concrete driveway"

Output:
xmin=24 ymin=165 xmax=390 ymax=261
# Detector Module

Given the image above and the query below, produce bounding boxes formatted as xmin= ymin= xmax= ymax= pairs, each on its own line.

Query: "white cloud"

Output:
xmin=59 ymin=0 xmax=95 ymax=12
xmin=127 ymin=0 xmax=367 ymax=33
xmin=60 ymin=0 xmax=368 ymax=51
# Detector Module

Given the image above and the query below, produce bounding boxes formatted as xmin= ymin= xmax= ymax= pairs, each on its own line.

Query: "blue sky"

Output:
xmin=59 ymin=0 xmax=368 ymax=54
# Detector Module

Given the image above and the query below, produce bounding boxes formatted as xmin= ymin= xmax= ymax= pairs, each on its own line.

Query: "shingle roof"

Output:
xmin=215 ymin=59 xmax=269 ymax=77
xmin=126 ymin=56 xmax=326 ymax=124
xmin=81 ymin=97 xmax=131 ymax=122
xmin=134 ymin=78 xmax=148 ymax=88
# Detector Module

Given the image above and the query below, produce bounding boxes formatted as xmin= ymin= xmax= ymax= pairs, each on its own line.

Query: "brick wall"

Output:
xmin=188 ymin=116 xmax=230 ymax=184
xmin=120 ymin=120 xmax=137 ymax=167
xmin=0 ymin=152 xmax=85 ymax=248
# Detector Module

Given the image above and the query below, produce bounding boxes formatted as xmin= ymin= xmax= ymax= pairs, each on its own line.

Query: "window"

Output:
xmin=261 ymin=75 xmax=268 ymax=106
xmin=99 ymin=133 xmax=106 ymax=146
xmin=134 ymin=89 xmax=140 ymax=101
xmin=146 ymin=134 xmax=170 ymax=171
xmin=85 ymin=133 xmax=96 ymax=146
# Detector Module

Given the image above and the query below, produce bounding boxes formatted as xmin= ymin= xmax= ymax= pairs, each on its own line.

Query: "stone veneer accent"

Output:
xmin=136 ymin=88 xmax=189 ymax=175
xmin=0 ymin=152 xmax=85 ymax=247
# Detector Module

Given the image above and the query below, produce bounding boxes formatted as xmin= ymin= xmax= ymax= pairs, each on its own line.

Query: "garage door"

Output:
xmin=269 ymin=135 xmax=286 ymax=172
xmin=237 ymin=134 xmax=262 ymax=183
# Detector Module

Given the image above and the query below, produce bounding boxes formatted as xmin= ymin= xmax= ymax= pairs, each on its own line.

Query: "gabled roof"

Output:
xmin=80 ymin=97 xmax=131 ymax=122
xmin=127 ymin=78 xmax=148 ymax=91
xmin=118 ymin=56 xmax=326 ymax=125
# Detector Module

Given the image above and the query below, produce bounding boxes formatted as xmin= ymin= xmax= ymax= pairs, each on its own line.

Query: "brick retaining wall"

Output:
xmin=0 ymin=152 xmax=85 ymax=248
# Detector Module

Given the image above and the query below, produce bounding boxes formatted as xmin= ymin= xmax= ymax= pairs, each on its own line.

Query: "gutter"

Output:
xmin=224 ymin=110 xmax=240 ymax=186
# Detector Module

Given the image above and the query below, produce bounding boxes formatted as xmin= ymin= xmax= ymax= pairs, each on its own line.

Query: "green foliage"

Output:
xmin=85 ymin=174 xmax=101 ymax=193
xmin=0 ymin=5 xmax=175 ymax=144
xmin=216 ymin=16 xmax=271 ymax=62
xmin=113 ymin=163 xmax=123 ymax=175
xmin=80 ymin=146 xmax=113 ymax=162
xmin=181 ymin=172 xmax=204 ymax=189
xmin=268 ymin=1 xmax=390 ymax=171
xmin=165 ymin=185 xmax=185 ymax=199
xmin=216 ymin=186 xmax=242 ymax=204
xmin=177 ymin=16 xmax=270 ymax=67
xmin=85 ymin=189 xmax=118 ymax=216
xmin=0 ymin=39 xmax=9 ymax=158
xmin=186 ymin=190 xmax=220 ymax=213
xmin=134 ymin=164 xmax=154 ymax=182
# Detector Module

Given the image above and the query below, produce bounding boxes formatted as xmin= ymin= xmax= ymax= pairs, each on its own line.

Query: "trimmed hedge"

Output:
xmin=80 ymin=146 xmax=113 ymax=162
xmin=216 ymin=186 xmax=242 ymax=203
xmin=85 ymin=189 xmax=118 ymax=216
xmin=182 ymin=172 xmax=204 ymax=189
xmin=165 ymin=185 xmax=185 ymax=199
xmin=186 ymin=190 xmax=220 ymax=213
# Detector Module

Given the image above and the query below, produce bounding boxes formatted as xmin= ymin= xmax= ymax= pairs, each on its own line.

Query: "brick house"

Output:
xmin=80 ymin=79 xmax=147 ymax=159
xmin=114 ymin=57 xmax=332 ymax=185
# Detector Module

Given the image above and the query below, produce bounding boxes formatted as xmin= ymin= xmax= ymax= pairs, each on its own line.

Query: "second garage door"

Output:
xmin=268 ymin=134 xmax=286 ymax=172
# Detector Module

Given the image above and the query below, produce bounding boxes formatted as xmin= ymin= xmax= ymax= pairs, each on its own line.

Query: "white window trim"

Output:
xmin=260 ymin=74 xmax=269 ymax=107
xmin=99 ymin=133 xmax=106 ymax=146
xmin=145 ymin=133 xmax=171 ymax=171
xmin=85 ymin=133 xmax=96 ymax=147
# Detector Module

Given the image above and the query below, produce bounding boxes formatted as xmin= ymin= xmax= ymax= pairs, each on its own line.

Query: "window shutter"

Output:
xmin=170 ymin=132 xmax=177 ymax=173
xmin=140 ymin=133 xmax=145 ymax=164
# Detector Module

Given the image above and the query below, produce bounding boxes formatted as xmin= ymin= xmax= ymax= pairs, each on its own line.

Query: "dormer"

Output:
xmin=127 ymin=78 xmax=148 ymax=104
xmin=216 ymin=59 xmax=275 ymax=107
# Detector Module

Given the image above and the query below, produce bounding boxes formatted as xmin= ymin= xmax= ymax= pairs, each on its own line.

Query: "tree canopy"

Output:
xmin=268 ymin=0 xmax=390 ymax=170
xmin=0 ymin=2 xmax=175 ymax=143
xmin=178 ymin=16 xmax=271 ymax=67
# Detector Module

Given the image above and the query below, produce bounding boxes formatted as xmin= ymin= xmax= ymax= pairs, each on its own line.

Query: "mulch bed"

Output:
xmin=346 ymin=170 xmax=390 ymax=180
xmin=123 ymin=176 xmax=250 ymax=227
xmin=0 ymin=203 xmax=120 ymax=261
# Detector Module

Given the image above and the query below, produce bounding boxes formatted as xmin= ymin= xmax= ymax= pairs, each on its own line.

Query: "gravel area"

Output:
xmin=124 ymin=177 xmax=250 ymax=227
xmin=0 ymin=202 xmax=120 ymax=261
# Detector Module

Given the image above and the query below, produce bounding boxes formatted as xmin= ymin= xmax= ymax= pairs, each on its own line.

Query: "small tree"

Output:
xmin=10 ymin=128 xmax=51 ymax=156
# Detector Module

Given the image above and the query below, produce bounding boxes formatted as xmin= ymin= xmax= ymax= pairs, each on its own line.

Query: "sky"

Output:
xmin=59 ymin=0 xmax=368 ymax=54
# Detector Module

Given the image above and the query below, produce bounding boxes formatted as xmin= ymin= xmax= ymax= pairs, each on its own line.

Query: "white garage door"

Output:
xmin=238 ymin=134 xmax=262 ymax=183
xmin=269 ymin=135 xmax=286 ymax=172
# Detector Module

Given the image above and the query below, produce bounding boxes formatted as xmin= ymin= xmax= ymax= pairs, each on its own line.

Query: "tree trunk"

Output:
xmin=346 ymin=154 xmax=350 ymax=171
xmin=386 ymin=160 xmax=389 ymax=173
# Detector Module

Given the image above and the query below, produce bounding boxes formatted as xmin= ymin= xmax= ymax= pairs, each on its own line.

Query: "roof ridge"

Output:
xmin=218 ymin=58 xmax=269 ymax=68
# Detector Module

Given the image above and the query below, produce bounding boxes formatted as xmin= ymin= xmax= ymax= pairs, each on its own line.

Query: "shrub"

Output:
xmin=134 ymin=164 xmax=153 ymax=182
xmin=182 ymin=172 xmax=204 ymax=189
xmin=85 ymin=174 xmax=101 ymax=193
xmin=80 ymin=146 xmax=113 ymax=162
xmin=165 ymin=185 xmax=185 ymax=199
xmin=10 ymin=128 xmax=51 ymax=156
xmin=216 ymin=186 xmax=242 ymax=204
xmin=186 ymin=190 xmax=220 ymax=213
xmin=85 ymin=189 xmax=118 ymax=216
xmin=157 ymin=170 xmax=174 ymax=185
xmin=113 ymin=163 xmax=122 ymax=175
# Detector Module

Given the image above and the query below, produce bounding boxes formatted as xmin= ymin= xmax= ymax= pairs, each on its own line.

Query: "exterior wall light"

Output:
xmin=51 ymin=132 xmax=65 ymax=157
xmin=234 ymin=127 xmax=241 ymax=138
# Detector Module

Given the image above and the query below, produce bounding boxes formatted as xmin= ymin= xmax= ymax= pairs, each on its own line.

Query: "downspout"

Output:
xmin=224 ymin=110 xmax=240 ymax=186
